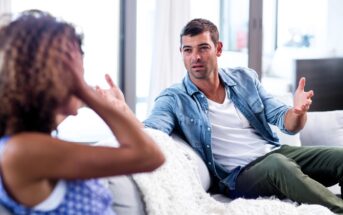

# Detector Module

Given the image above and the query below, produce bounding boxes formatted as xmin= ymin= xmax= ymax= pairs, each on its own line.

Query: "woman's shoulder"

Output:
xmin=1 ymin=133 xmax=54 ymax=170
xmin=4 ymin=132 xmax=53 ymax=152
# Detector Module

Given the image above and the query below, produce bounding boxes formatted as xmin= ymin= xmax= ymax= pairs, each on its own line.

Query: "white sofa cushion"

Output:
xmin=171 ymin=135 xmax=211 ymax=191
xmin=300 ymin=111 xmax=343 ymax=147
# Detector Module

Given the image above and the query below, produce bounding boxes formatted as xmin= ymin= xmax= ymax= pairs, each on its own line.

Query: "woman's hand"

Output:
xmin=95 ymin=74 xmax=130 ymax=114
xmin=60 ymin=43 xmax=89 ymax=98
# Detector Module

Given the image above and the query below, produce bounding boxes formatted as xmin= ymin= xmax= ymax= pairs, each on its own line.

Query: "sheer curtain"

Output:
xmin=0 ymin=0 xmax=11 ymax=26
xmin=147 ymin=0 xmax=190 ymax=112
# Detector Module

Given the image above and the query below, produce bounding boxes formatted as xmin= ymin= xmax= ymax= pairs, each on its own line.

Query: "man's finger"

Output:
xmin=297 ymin=77 xmax=306 ymax=91
xmin=307 ymin=90 xmax=314 ymax=99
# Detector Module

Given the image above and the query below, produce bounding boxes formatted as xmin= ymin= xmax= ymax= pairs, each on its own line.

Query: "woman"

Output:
xmin=0 ymin=10 xmax=164 ymax=214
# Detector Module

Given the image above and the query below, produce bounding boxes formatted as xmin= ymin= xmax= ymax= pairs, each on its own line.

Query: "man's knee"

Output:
xmin=262 ymin=153 xmax=299 ymax=176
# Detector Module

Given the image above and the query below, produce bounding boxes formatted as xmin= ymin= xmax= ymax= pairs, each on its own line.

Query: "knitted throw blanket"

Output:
xmin=132 ymin=128 xmax=334 ymax=215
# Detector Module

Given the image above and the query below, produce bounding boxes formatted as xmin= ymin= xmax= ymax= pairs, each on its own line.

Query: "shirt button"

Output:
xmin=207 ymin=127 xmax=211 ymax=131
xmin=190 ymin=118 xmax=194 ymax=122
xmin=201 ymin=94 xmax=204 ymax=98
xmin=208 ymin=162 xmax=212 ymax=165
xmin=206 ymin=145 xmax=210 ymax=148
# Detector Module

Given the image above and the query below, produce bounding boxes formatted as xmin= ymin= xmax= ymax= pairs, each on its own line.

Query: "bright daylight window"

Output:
xmin=11 ymin=0 xmax=120 ymax=87
xmin=262 ymin=0 xmax=331 ymax=94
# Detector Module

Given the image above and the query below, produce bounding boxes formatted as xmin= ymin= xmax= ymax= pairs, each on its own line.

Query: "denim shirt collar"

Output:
xmin=182 ymin=73 xmax=200 ymax=96
xmin=182 ymin=68 xmax=237 ymax=97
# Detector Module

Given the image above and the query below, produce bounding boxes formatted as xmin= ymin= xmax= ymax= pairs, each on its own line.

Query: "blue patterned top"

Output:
xmin=0 ymin=136 xmax=116 ymax=215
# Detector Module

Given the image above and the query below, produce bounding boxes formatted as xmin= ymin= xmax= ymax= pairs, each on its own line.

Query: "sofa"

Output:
xmin=1 ymin=108 xmax=342 ymax=214
xmin=99 ymin=110 xmax=343 ymax=215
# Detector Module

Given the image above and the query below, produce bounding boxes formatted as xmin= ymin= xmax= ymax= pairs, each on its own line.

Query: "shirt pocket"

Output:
xmin=248 ymin=98 xmax=264 ymax=114
xmin=181 ymin=115 xmax=199 ymax=125
xmin=179 ymin=115 xmax=203 ymax=148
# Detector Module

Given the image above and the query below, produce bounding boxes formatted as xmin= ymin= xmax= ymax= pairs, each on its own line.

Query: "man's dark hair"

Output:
xmin=180 ymin=18 xmax=219 ymax=47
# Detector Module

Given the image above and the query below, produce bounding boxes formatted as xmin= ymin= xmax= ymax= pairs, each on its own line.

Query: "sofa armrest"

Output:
xmin=171 ymin=134 xmax=212 ymax=191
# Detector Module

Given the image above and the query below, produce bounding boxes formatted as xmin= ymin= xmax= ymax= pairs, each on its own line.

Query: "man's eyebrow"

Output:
xmin=181 ymin=45 xmax=192 ymax=49
xmin=182 ymin=43 xmax=210 ymax=49
xmin=198 ymin=43 xmax=210 ymax=47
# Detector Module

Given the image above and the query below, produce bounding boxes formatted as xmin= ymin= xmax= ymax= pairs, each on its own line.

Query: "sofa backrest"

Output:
xmin=301 ymin=110 xmax=343 ymax=147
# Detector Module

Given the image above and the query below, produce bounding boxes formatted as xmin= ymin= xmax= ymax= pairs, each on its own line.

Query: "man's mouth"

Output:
xmin=192 ymin=64 xmax=204 ymax=69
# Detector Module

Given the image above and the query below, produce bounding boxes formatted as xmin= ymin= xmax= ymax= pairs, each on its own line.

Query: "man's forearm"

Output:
xmin=284 ymin=108 xmax=307 ymax=133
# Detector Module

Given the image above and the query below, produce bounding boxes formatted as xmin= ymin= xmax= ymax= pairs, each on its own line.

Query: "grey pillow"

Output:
xmin=300 ymin=111 xmax=343 ymax=147
xmin=101 ymin=176 xmax=146 ymax=215
xmin=0 ymin=204 xmax=12 ymax=215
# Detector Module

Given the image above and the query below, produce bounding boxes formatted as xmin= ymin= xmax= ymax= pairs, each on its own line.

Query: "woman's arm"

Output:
xmin=3 ymin=47 xmax=164 ymax=181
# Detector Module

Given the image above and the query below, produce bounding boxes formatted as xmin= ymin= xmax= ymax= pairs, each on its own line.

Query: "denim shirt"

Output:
xmin=144 ymin=67 xmax=292 ymax=194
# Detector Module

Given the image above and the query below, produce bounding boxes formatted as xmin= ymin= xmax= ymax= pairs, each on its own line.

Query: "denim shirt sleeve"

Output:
xmin=143 ymin=91 xmax=176 ymax=135
xmin=249 ymin=69 xmax=294 ymax=135
xmin=222 ymin=67 xmax=294 ymax=136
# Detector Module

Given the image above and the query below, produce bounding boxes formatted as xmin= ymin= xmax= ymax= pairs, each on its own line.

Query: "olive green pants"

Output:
xmin=235 ymin=145 xmax=343 ymax=214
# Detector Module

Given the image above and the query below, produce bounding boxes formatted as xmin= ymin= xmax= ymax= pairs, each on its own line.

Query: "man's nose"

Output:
xmin=191 ymin=51 xmax=201 ymax=62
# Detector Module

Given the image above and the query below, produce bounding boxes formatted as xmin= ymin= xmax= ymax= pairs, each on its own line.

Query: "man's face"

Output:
xmin=180 ymin=31 xmax=222 ymax=81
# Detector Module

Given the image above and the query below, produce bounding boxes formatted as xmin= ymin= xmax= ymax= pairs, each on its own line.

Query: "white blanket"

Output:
xmin=132 ymin=128 xmax=334 ymax=215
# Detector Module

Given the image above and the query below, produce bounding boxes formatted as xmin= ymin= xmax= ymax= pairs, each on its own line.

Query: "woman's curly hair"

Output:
xmin=0 ymin=10 xmax=83 ymax=136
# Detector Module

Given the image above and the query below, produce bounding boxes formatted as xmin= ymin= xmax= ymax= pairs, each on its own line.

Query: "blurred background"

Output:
xmin=1 ymin=0 xmax=342 ymax=121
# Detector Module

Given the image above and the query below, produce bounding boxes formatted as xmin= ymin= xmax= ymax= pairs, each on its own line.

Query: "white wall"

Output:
xmin=327 ymin=0 xmax=343 ymax=56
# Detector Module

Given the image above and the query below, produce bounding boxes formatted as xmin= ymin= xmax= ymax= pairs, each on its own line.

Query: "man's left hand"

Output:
xmin=293 ymin=77 xmax=314 ymax=115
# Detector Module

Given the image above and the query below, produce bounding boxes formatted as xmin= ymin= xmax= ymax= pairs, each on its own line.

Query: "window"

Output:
xmin=11 ymin=0 xmax=120 ymax=87
xmin=218 ymin=0 xmax=249 ymax=69
xmin=262 ymin=0 xmax=343 ymax=94
xmin=136 ymin=0 xmax=156 ymax=120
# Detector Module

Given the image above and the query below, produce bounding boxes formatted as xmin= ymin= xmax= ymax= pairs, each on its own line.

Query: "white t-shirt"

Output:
xmin=207 ymin=95 xmax=273 ymax=171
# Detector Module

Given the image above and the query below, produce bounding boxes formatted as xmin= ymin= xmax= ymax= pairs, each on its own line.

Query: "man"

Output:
xmin=144 ymin=18 xmax=343 ymax=214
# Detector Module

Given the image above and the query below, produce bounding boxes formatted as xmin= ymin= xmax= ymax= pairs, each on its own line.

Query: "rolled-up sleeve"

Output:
xmin=255 ymin=76 xmax=294 ymax=134
xmin=143 ymin=93 xmax=176 ymax=135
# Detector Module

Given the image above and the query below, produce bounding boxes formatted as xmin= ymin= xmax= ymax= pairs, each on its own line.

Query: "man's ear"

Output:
xmin=216 ymin=41 xmax=223 ymax=57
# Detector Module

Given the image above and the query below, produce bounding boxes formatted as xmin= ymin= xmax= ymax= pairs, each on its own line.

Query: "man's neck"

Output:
xmin=192 ymin=75 xmax=226 ymax=104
